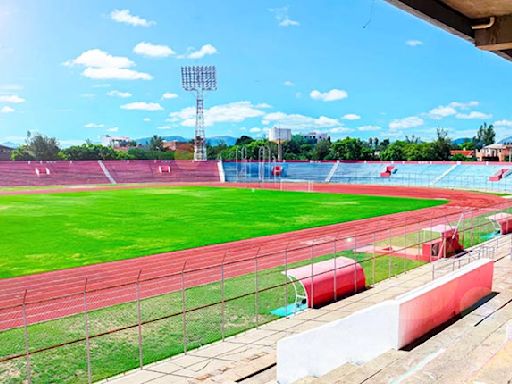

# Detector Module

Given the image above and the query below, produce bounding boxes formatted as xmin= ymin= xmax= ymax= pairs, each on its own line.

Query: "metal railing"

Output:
xmin=0 ymin=196 xmax=511 ymax=383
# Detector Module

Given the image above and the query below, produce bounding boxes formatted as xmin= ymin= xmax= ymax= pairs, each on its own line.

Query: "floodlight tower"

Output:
xmin=181 ymin=66 xmax=217 ymax=161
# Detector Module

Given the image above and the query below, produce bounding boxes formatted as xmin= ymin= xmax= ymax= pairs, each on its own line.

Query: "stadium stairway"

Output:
xmin=102 ymin=235 xmax=512 ymax=384
xmin=103 ymin=160 xmax=220 ymax=184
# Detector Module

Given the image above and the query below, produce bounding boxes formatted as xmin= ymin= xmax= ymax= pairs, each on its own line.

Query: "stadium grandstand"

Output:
xmin=2 ymin=159 xmax=512 ymax=192
xmin=2 ymin=1 xmax=512 ymax=384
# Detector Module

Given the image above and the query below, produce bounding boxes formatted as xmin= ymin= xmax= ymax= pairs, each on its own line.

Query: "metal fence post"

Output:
xmin=83 ymin=279 xmax=92 ymax=384
xmin=403 ymin=218 xmax=407 ymax=273
xmin=136 ymin=270 xmax=143 ymax=368
xmin=284 ymin=244 xmax=289 ymax=316
xmin=333 ymin=235 xmax=338 ymax=301
xmin=254 ymin=249 xmax=260 ymax=327
xmin=372 ymin=232 xmax=376 ymax=285
xmin=388 ymin=227 xmax=392 ymax=278
xmin=221 ymin=252 xmax=226 ymax=341
xmin=21 ymin=290 xmax=32 ymax=384
xmin=181 ymin=262 xmax=188 ymax=354
xmin=310 ymin=242 xmax=315 ymax=308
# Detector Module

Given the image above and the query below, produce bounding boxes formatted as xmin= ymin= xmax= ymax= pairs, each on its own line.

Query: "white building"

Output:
xmin=101 ymin=135 xmax=131 ymax=148
xmin=301 ymin=132 xmax=330 ymax=143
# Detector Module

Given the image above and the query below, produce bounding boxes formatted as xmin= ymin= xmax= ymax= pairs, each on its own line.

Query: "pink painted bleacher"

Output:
xmin=0 ymin=160 xmax=220 ymax=186
xmin=0 ymin=161 xmax=108 ymax=186
xmin=101 ymin=160 xmax=220 ymax=183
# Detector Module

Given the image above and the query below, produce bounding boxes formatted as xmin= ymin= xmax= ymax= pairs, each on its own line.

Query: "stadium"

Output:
xmin=1 ymin=1 xmax=512 ymax=384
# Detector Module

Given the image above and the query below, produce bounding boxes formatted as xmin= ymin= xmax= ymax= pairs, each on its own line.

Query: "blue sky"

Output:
xmin=0 ymin=0 xmax=511 ymax=146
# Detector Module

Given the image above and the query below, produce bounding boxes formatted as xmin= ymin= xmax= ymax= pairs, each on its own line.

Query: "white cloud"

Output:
xmin=65 ymin=49 xmax=152 ymax=80
xmin=358 ymin=125 xmax=381 ymax=131
xmin=64 ymin=49 xmax=133 ymax=69
xmin=262 ymin=111 xmax=341 ymax=130
xmin=428 ymin=105 xmax=457 ymax=119
xmin=121 ymin=102 xmax=163 ymax=111
xmin=157 ymin=126 xmax=172 ymax=130
xmin=80 ymin=93 xmax=95 ymax=98
xmin=84 ymin=123 xmax=104 ymax=128
xmin=406 ymin=40 xmax=423 ymax=46
xmin=270 ymin=7 xmax=300 ymax=27
xmin=426 ymin=101 xmax=481 ymax=119
xmin=284 ymin=80 xmax=294 ymax=87
xmin=162 ymin=92 xmax=178 ymax=100
xmin=342 ymin=113 xmax=361 ymax=120
xmin=107 ymin=90 xmax=132 ymax=98
xmin=0 ymin=95 xmax=25 ymax=103
xmin=494 ymin=119 xmax=512 ymax=127
xmin=389 ymin=116 xmax=424 ymax=130
xmin=92 ymin=83 xmax=111 ymax=88
xmin=82 ymin=67 xmax=152 ymax=80
xmin=329 ymin=127 xmax=353 ymax=134
xmin=107 ymin=127 xmax=119 ymax=132
xmin=455 ymin=111 xmax=492 ymax=120
xmin=449 ymin=101 xmax=479 ymax=109
xmin=0 ymin=106 xmax=14 ymax=113
xmin=249 ymin=127 xmax=263 ymax=133
xmin=143 ymin=117 xmax=151 ymax=122
xmin=310 ymin=89 xmax=348 ymax=102
xmin=179 ymin=44 xmax=218 ymax=59
xmin=133 ymin=42 xmax=174 ymax=58
xmin=110 ymin=9 xmax=154 ymax=27
xmin=170 ymin=101 xmax=267 ymax=127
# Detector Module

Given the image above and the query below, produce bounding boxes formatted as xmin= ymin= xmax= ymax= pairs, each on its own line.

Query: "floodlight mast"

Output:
xmin=181 ymin=66 xmax=217 ymax=161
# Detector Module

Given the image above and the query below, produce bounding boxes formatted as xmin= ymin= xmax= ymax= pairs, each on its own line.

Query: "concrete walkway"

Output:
xmin=100 ymin=235 xmax=511 ymax=384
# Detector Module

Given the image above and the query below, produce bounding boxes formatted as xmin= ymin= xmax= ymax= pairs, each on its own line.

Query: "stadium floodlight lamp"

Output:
xmin=181 ymin=66 xmax=217 ymax=161
xmin=181 ymin=66 xmax=217 ymax=92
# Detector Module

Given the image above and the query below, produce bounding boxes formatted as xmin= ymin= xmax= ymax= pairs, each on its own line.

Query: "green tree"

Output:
xmin=473 ymin=122 xmax=496 ymax=148
xmin=235 ymin=135 xmax=254 ymax=145
xmin=149 ymin=135 xmax=164 ymax=151
xmin=431 ymin=128 xmax=451 ymax=160
xmin=329 ymin=137 xmax=373 ymax=160
xmin=64 ymin=144 xmax=120 ymax=160
xmin=12 ymin=133 xmax=61 ymax=161
xmin=380 ymin=141 xmax=406 ymax=161
xmin=313 ymin=139 xmax=331 ymax=160
xmin=11 ymin=145 xmax=35 ymax=161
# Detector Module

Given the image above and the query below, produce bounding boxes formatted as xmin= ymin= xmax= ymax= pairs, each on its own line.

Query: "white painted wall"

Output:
xmin=277 ymin=301 xmax=399 ymax=384
xmin=277 ymin=258 xmax=493 ymax=384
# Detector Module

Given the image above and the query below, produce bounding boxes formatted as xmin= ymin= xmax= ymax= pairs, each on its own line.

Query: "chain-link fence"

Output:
xmin=1 ymin=197 xmax=512 ymax=384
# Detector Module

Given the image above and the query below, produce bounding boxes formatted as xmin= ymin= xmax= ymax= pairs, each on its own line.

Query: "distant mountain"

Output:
xmin=207 ymin=136 xmax=237 ymax=146
xmin=498 ymin=136 xmax=512 ymax=145
xmin=452 ymin=137 xmax=472 ymax=145
xmin=1 ymin=142 xmax=18 ymax=148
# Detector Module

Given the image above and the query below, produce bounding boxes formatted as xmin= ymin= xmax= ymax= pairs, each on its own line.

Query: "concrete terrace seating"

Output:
xmin=0 ymin=161 xmax=108 ymax=186
xmin=222 ymin=161 xmax=334 ymax=182
xmin=437 ymin=164 xmax=512 ymax=190
xmin=388 ymin=163 xmax=454 ymax=186
xmin=103 ymin=160 xmax=220 ymax=184
xmin=330 ymin=162 xmax=384 ymax=184
xmin=285 ymin=162 xmax=334 ymax=182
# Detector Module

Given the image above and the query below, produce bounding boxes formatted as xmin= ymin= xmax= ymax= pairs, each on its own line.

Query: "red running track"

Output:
xmin=0 ymin=183 xmax=509 ymax=330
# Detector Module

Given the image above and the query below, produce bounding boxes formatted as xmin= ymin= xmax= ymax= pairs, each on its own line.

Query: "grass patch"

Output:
xmin=0 ymin=250 xmax=424 ymax=384
xmin=0 ymin=186 xmax=443 ymax=278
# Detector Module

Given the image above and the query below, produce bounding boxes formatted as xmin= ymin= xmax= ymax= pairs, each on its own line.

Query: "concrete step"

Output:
xmin=366 ymin=292 xmax=512 ymax=384
xmin=335 ymin=350 xmax=408 ymax=384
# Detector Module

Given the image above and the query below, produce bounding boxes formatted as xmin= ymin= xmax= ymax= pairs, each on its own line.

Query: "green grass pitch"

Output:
xmin=0 ymin=186 xmax=444 ymax=278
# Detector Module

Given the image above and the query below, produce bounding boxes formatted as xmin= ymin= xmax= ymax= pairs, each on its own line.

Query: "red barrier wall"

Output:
xmin=397 ymin=259 xmax=493 ymax=347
